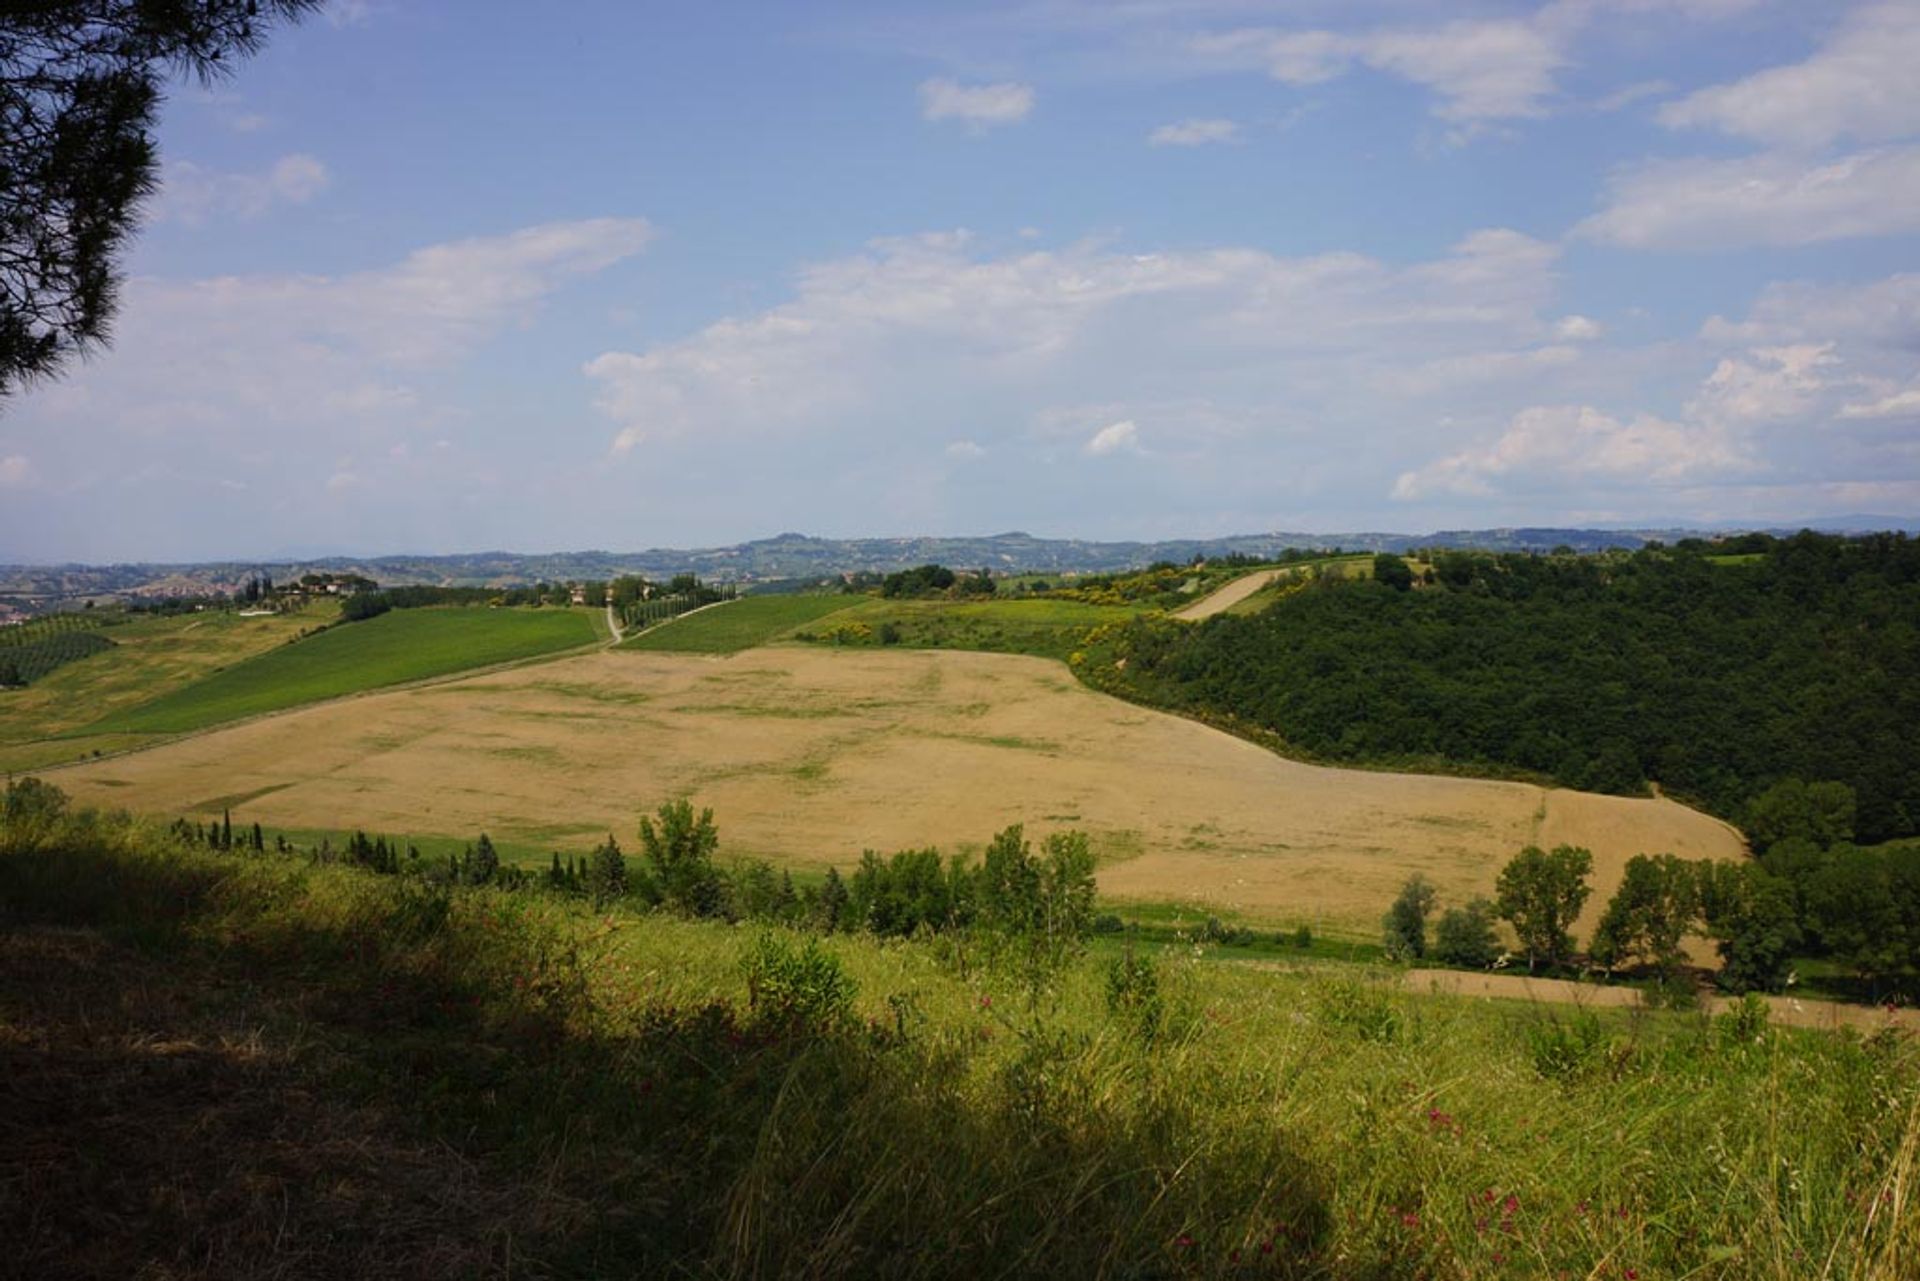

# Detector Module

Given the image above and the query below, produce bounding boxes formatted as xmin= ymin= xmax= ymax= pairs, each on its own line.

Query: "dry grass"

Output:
xmin=51 ymin=648 xmax=1747 ymax=938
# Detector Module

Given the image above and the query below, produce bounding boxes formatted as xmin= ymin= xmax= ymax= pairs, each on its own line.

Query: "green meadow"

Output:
xmin=90 ymin=607 xmax=596 ymax=736
xmin=618 ymin=594 xmax=866 ymax=653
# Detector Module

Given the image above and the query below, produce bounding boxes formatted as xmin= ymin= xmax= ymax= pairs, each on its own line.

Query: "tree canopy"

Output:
xmin=2 ymin=0 xmax=318 ymax=395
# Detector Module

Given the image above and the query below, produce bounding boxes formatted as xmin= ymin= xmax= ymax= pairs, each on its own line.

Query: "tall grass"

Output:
xmin=3 ymin=815 xmax=1916 ymax=1278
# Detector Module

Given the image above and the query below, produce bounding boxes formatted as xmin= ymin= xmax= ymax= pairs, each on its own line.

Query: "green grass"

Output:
xmin=803 ymin=596 xmax=1140 ymax=660
xmin=4 ymin=814 xmax=1916 ymax=1278
xmin=88 ymin=607 xmax=596 ymax=735
xmin=619 ymin=595 xmax=864 ymax=654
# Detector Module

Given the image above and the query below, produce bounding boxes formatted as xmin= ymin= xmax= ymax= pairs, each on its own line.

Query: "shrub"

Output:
xmin=1432 ymin=897 xmax=1501 ymax=968
xmin=1315 ymin=977 xmax=1400 ymax=1042
xmin=740 ymin=932 xmax=857 ymax=1032
xmin=1527 ymin=1009 xmax=1610 ymax=1079
xmin=2 ymin=776 xmax=69 ymax=854
xmin=1104 ymin=940 xmax=1164 ymax=1042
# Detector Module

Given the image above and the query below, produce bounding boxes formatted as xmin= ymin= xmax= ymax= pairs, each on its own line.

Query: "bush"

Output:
xmin=2 ymin=776 xmax=69 ymax=854
xmin=1104 ymin=941 xmax=1164 ymax=1042
xmin=1432 ymin=898 xmax=1500 ymax=968
xmin=741 ymin=931 xmax=857 ymax=1032
xmin=1381 ymin=873 xmax=1437 ymax=961
xmin=1527 ymin=1009 xmax=1611 ymax=1079
xmin=1315 ymin=977 xmax=1400 ymax=1042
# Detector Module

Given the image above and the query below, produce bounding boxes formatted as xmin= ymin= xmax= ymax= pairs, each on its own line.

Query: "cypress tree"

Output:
xmin=221 ymin=809 xmax=232 ymax=851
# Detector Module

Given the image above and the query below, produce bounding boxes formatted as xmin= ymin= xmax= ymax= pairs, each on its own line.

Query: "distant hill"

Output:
xmin=3 ymin=521 xmax=1916 ymax=603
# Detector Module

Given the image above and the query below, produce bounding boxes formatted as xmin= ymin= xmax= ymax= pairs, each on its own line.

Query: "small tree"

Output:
xmin=1381 ymin=873 xmax=1437 ymax=961
xmin=817 ymin=865 xmax=850 ymax=932
xmin=1495 ymin=844 xmax=1593 ymax=972
xmin=1433 ymin=897 xmax=1501 ymax=968
xmin=585 ymin=834 xmax=627 ymax=906
xmin=639 ymin=799 xmax=724 ymax=917
xmin=470 ymin=833 xmax=500 ymax=886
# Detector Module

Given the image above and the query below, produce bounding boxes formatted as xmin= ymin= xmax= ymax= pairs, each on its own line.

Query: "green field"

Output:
xmin=0 ymin=606 xmax=334 ymax=771
xmin=90 ymin=607 xmax=596 ymax=735
xmin=618 ymin=594 xmax=863 ymax=654
xmin=803 ymin=596 xmax=1140 ymax=659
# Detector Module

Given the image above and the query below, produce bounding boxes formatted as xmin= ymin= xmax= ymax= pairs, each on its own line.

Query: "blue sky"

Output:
xmin=3 ymin=0 xmax=1918 ymax=562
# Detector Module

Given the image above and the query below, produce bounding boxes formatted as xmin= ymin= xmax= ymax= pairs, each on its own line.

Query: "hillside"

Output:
xmin=1092 ymin=534 xmax=1920 ymax=843
xmin=2 ymin=802 xmax=1915 ymax=1278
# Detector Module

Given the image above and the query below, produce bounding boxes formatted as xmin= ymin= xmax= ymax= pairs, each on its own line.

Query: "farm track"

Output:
xmin=1174 ymin=567 xmax=1290 ymax=620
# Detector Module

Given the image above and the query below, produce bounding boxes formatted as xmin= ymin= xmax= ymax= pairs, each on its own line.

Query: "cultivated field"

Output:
xmin=52 ymin=645 xmax=1747 ymax=937
xmin=0 ymin=606 xmax=331 ymax=771
xmin=618 ymin=594 xmax=862 ymax=654
xmin=86 ymin=606 xmax=598 ymax=737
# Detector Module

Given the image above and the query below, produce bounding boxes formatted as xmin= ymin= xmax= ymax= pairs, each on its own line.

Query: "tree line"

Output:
xmin=1386 ymin=786 xmax=1920 ymax=998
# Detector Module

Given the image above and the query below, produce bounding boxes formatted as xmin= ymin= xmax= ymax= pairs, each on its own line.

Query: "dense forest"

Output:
xmin=1094 ymin=532 xmax=1920 ymax=842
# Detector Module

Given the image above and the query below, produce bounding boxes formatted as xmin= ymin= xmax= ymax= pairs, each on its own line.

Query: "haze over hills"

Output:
xmin=3 ymin=519 xmax=1916 ymax=604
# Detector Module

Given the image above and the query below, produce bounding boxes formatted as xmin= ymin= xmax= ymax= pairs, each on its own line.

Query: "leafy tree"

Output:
xmin=1038 ymin=830 xmax=1096 ymax=944
xmin=1589 ymin=853 xmax=1697 ymax=976
xmin=1745 ymin=779 xmax=1856 ymax=853
xmin=1495 ymin=844 xmax=1593 ymax=972
xmin=1372 ymin=553 xmax=1414 ymax=591
xmin=1432 ymin=897 xmax=1500 ymax=968
xmin=638 ymin=799 xmax=725 ymax=917
xmin=585 ymin=834 xmax=627 ymax=906
xmin=2 ymin=1 xmax=321 ymax=395
xmin=1696 ymin=861 xmax=1801 ymax=993
xmin=1380 ymin=873 xmax=1437 ymax=961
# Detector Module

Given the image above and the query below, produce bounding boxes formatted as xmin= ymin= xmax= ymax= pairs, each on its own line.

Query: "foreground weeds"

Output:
xmin=3 ymin=822 xmax=1918 ymax=1278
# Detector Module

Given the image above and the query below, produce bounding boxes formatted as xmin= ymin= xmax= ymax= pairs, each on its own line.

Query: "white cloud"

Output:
xmin=1577 ymin=145 xmax=1920 ymax=249
xmin=0 ymin=455 xmax=36 ymax=489
xmin=1084 ymin=419 xmax=1142 ymax=456
xmin=1841 ymin=389 xmax=1920 ymax=421
xmin=1194 ymin=19 xmax=1563 ymax=124
xmin=1148 ymin=118 xmax=1239 ymax=147
xmin=919 ymin=78 xmax=1035 ymax=128
xmin=945 ymin=439 xmax=987 ymax=459
xmin=11 ymin=217 xmax=651 ymax=484
xmin=1554 ymin=314 xmax=1603 ymax=341
xmin=585 ymin=228 xmax=1566 ymax=457
xmin=1688 ymin=344 xmax=1839 ymax=429
xmin=1392 ymin=402 xmax=1749 ymax=500
xmin=1659 ymin=2 xmax=1920 ymax=149
xmin=155 ymin=153 xmax=331 ymax=224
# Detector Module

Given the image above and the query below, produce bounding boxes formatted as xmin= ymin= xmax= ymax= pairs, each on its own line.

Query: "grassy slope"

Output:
xmin=3 ymin=825 xmax=1916 ymax=1278
xmin=90 ymin=607 xmax=596 ymax=736
xmin=618 ymin=595 xmax=863 ymax=654
xmin=0 ymin=606 xmax=335 ymax=771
